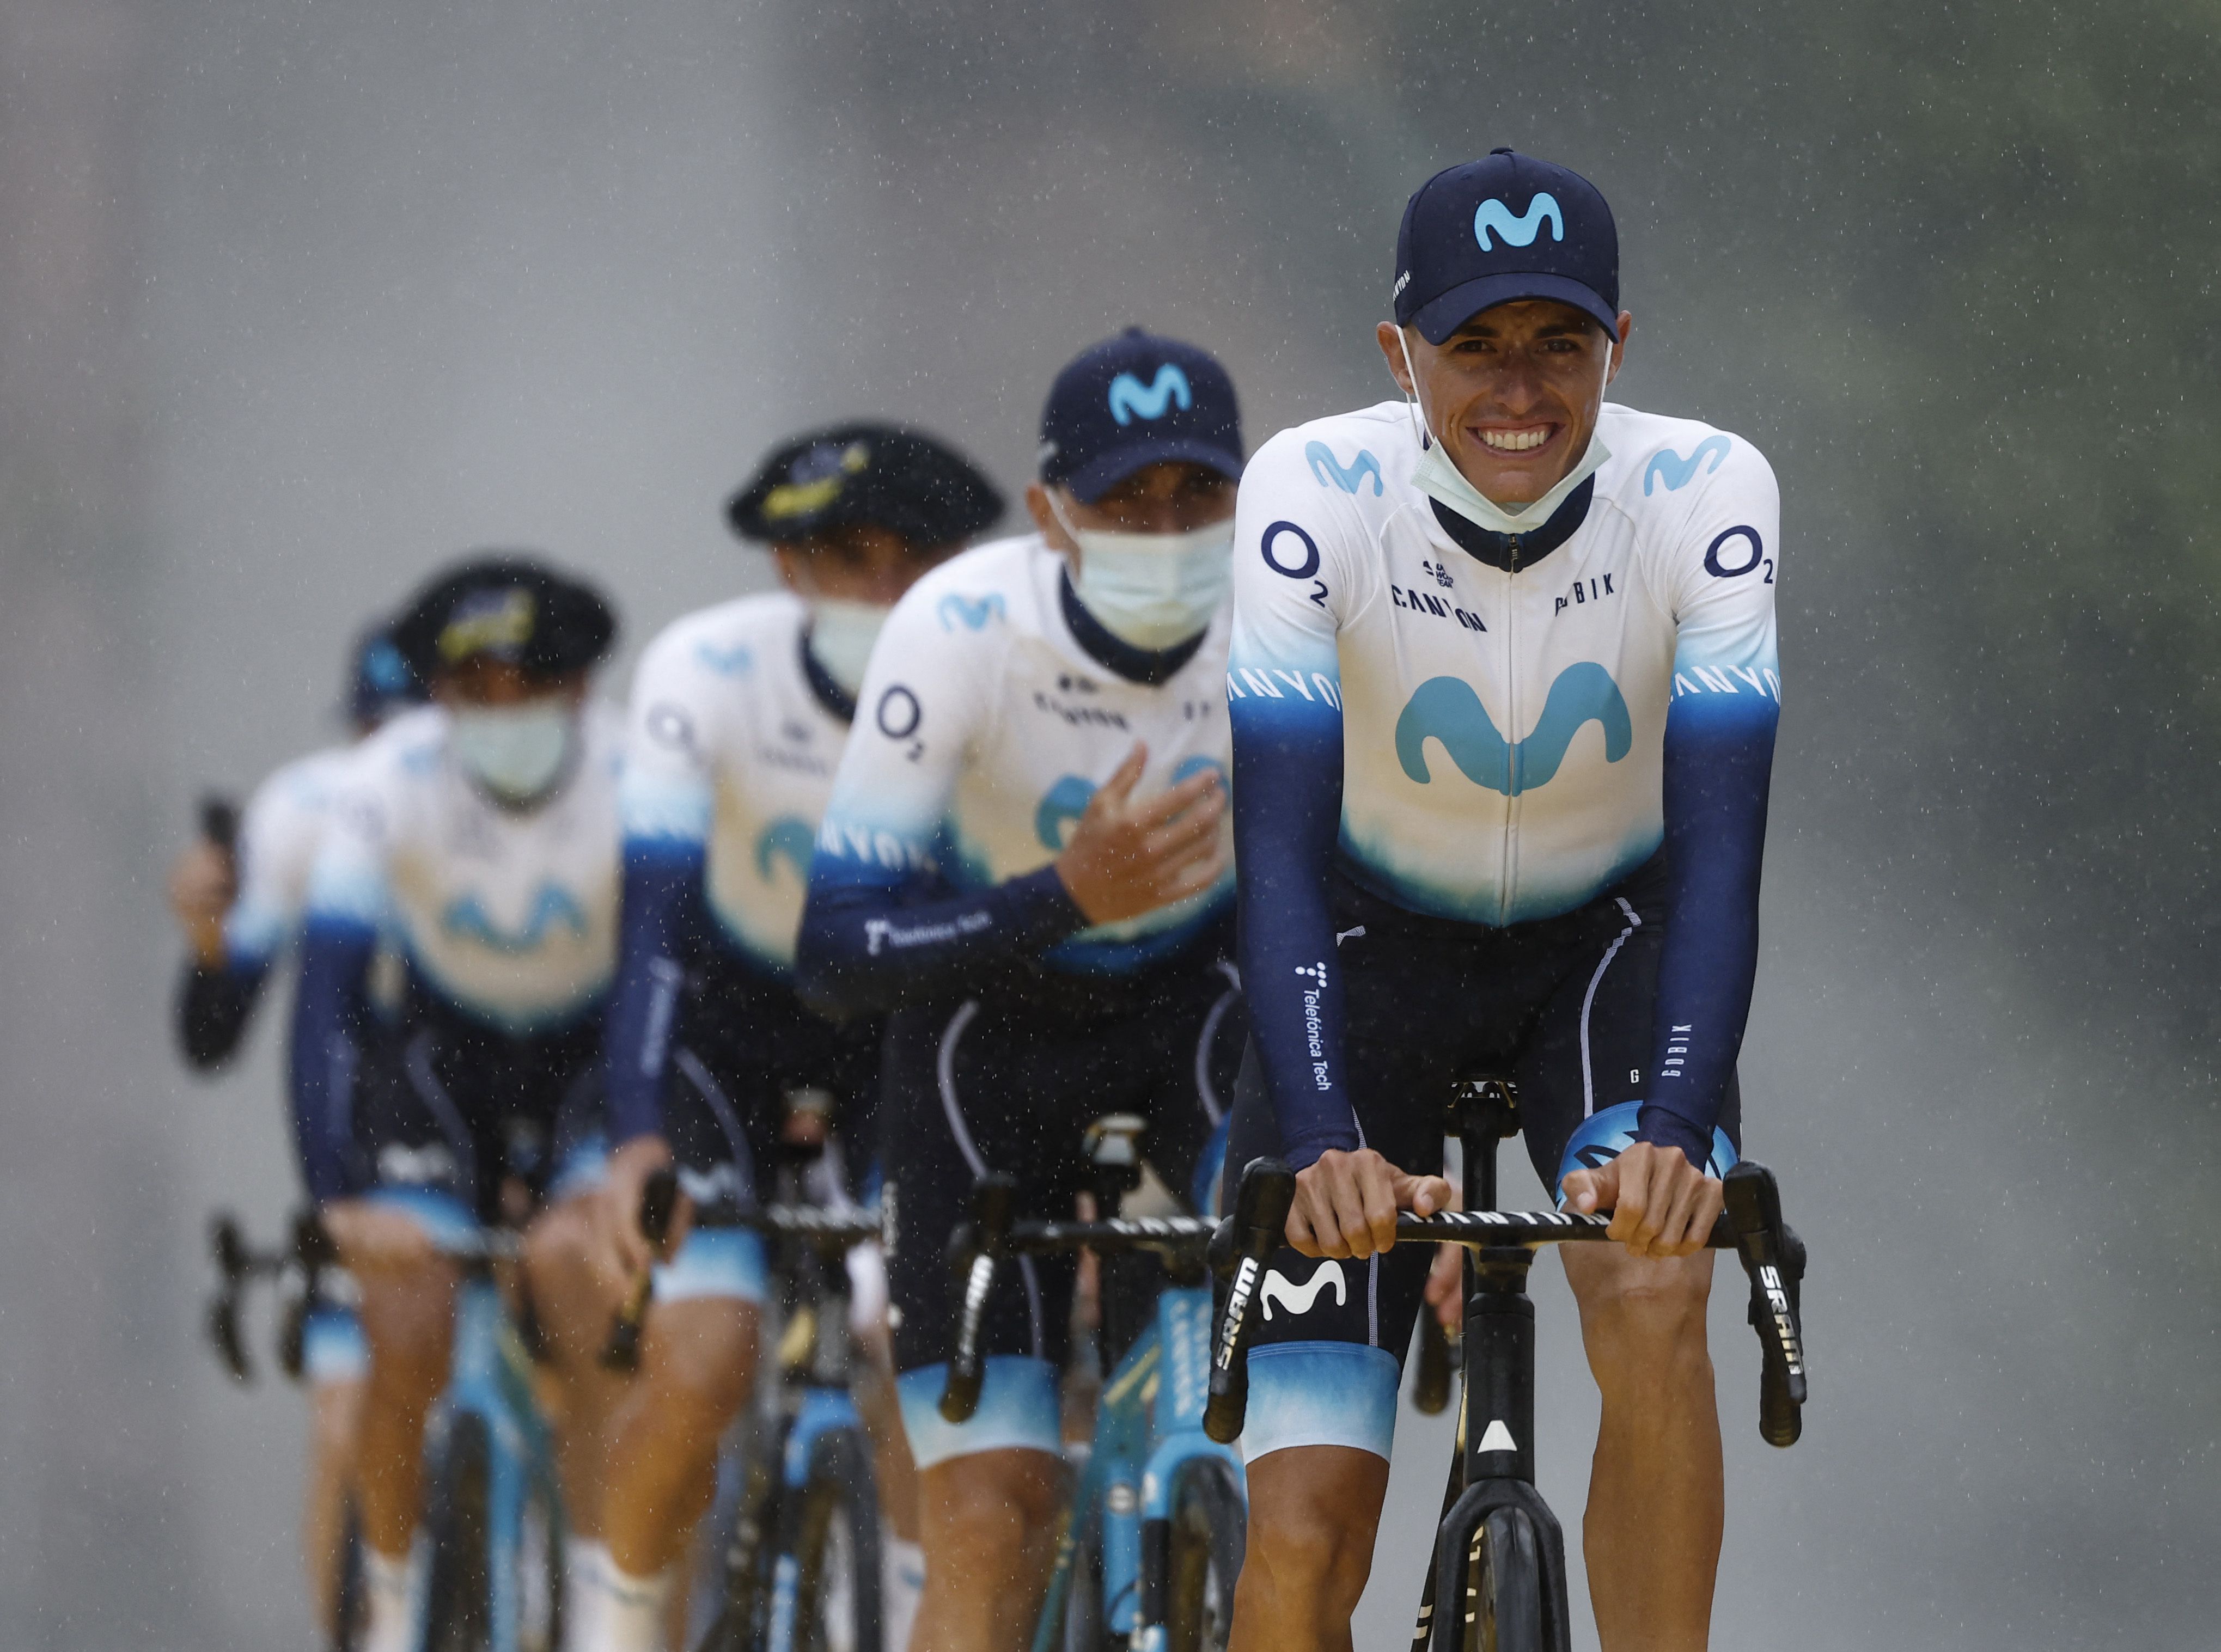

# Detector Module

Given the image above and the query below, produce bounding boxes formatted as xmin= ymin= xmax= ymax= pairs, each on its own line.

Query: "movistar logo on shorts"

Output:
xmin=1260 ymin=1259 xmax=1346 ymax=1319
xmin=440 ymin=884 xmax=590 ymax=952
xmin=1473 ymin=192 xmax=1564 ymax=251
xmin=937 ymin=592 xmax=1005 ymax=632
xmin=1643 ymin=435 xmax=1732 ymax=495
xmin=1394 ymin=663 xmax=1631 ymax=794
xmin=754 ymin=816 xmax=816 ymax=883
xmin=1304 ymin=441 xmax=1384 ymax=497
xmin=1108 ymin=364 xmax=1193 ymax=425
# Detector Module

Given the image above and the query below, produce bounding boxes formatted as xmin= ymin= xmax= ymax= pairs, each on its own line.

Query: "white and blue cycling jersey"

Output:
xmin=289 ymin=703 xmax=624 ymax=1198
xmin=797 ymin=533 xmax=1235 ymax=1009
xmin=603 ymin=593 xmax=851 ymax=1141
xmin=1229 ymin=399 xmax=1779 ymax=1165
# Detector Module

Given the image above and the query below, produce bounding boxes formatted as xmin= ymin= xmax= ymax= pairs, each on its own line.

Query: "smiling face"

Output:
xmin=1377 ymin=298 xmax=1633 ymax=509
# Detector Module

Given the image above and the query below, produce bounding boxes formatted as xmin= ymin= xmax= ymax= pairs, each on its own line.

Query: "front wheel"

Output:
xmin=1459 ymin=1507 xmax=1543 ymax=1652
xmin=780 ymin=1427 xmax=882 ymax=1652
xmin=1163 ymin=1460 xmax=1244 ymax=1652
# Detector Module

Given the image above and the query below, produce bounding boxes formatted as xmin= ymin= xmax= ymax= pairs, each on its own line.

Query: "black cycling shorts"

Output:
xmin=884 ymin=953 xmax=1244 ymax=1468
xmin=1222 ymin=854 xmax=1741 ymax=1463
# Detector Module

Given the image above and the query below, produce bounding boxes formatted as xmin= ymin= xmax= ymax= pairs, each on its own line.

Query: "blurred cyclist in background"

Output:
xmin=588 ymin=423 xmax=1002 ymax=1651
xmin=797 ymin=331 xmax=1248 ymax=1652
xmin=164 ymin=621 xmax=424 ymax=1632
xmin=288 ymin=556 xmax=749 ymax=1652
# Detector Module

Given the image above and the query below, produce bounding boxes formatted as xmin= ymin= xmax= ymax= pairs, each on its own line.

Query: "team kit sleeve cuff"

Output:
xmin=1634 ymin=1103 xmax=1716 ymax=1168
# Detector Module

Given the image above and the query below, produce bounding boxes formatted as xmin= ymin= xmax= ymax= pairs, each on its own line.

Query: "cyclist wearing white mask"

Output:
xmin=589 ymin=423 xmax=1001 ymax=1651
xmin=796 ymin=329 xmax=1248 ymax=1652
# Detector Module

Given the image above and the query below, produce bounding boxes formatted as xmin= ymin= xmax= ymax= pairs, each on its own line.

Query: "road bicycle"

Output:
xmin=939 ymin=1115 xmax=1245 ymax=1652
xmin=208 ymin=1204 xmax=570 ymax=1652
xmin=1204 ymin=1078 xmax=1808 ymax=1652
xmin=686 ymin=1197 xmax=888 ymax=1652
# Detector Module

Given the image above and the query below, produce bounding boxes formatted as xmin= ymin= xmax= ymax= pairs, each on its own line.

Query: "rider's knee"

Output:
xmin=1244 ymin=1452 xmax=1380 ymax=1611
xmin=356 ymin=1270 xmax=457 ymax=1406
xmin=644 ymin=1299 xmax=756 ymax=1427
xmin=924 ymin=1451 xmax=1063 ymax=1561
xmin=1565 ymin=1249 xmax=1713 ymax=1376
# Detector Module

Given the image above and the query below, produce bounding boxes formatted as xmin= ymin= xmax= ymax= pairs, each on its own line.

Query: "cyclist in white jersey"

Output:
xmin=290 ymin=559 xmax=750 ymax=1652
xmin=1222 ymin=152 xmax=1779 ymax=1652
xmin=166 ymin=623 xmax=423 ymax=1633
xmin=797 ymin=331 xmax=1248 ymax=1652
xmin=588 ymin=423 xmax=1002 ymax=1651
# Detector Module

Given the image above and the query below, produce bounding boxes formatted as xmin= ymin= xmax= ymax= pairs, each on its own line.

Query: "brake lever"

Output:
xmin=1204 ymin=1157 xmax=1295 ymax=1445
xmin=939 ymin=1174 xmax=1017 ymax=1423
xmin=1722 ymin=1161 xmax=1808 ymax=1447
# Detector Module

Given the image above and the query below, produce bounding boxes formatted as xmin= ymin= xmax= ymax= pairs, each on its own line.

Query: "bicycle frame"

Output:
xmin=419 ymin=1263 xmax=565 ymax=1652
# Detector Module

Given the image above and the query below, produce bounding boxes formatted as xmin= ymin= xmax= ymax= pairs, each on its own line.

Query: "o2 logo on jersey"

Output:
xmin=1473 ymin=192 xmax=1564 ymax=251
xmin=440 ymin=885 xmax=590 ymax=953
xmin=937 ymin=593 xmax=1006 ymax=632
xmin=1703 ymin=525 xmax=1766 ymax=579
xmin=1394 ymin=663 xmax=1630 ymax=795
xmin=1107 ymin=364 xmax=1192 ymax=425
xmin=1259 ymin=521 xmax=1321 ymax=580
xmin=1643 ymin=436 xmax=1732 ymax=496
xmin=754 ymin=816 xmax=816 ymax=884
xmin=1304 ymin=442 xmax=1383 ymax=497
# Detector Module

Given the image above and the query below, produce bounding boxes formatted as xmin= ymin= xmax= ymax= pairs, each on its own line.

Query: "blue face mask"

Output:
xmin=1050 ymin=494 xmax=1235 ymax=651
xmin=449 ymin=700 xmax=575 ymax=804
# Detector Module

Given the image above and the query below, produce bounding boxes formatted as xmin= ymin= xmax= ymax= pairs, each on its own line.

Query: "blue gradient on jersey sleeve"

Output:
xmin=1228 ymin=647 xmax=1356 ymax=1171
xmin=605 ymin=835 xmax=708 ymax=1143
xmin=222 ymin=895 xmax=291 ymax=968
xmin=1640 ymin=669 xmax=1778 ymax=1162
xmin=617 ymin=769 xmax=713 ymax=846
xmin=289 ymin=915 xmax=376 ymax=1202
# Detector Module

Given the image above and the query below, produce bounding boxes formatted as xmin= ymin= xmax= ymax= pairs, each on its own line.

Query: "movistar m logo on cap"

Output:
xmin=1107 ymin=364 xmax=1193 ymax=425
xmin=1394 ymin=663 xmax=1630 ymax=795
xmin=1473 ymin=192 xmax=1565 ymax=251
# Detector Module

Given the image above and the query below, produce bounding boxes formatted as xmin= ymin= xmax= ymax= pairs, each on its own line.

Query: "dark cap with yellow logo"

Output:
xmin=392 ymin=555 xmax=618 ymax=684
xmin=726 ymin=422 xmax=1003 ymax=552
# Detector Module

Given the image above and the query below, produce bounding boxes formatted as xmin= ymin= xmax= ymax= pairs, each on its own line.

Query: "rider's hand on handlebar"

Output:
xmin=1287 ymin=1148 xmax=1453 ymax=1262
xmin=168 ymin=837 xmax=236 ymax=966
xmin=1560 ymin=1140 xmax=1724 ymax=1260
xmin=322 ymin=1199 xmax=441 ymax=1275
xmin=593 ymin=1135 xmax=691 ymax=1286
xmin=1053 ymin=742 xmax=1227 ymax=925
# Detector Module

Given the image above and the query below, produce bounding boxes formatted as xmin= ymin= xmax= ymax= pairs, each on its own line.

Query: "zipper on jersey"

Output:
xmin=1498 ymin=535 xmax=1522 ymax=926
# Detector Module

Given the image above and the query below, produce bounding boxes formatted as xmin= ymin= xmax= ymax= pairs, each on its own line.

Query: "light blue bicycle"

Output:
xmin=938 ymin=1118 xmax=1246 ymax=1652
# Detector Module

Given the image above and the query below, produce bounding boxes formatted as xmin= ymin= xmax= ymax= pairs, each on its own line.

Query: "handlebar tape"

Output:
xmin=1204 ymin=1157 xmax=1296 ymax=1444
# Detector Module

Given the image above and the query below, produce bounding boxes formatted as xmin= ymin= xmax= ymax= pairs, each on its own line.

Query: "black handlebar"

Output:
xmin=1202 ymin=1159 xmax=1810 ymax=1451
xmin=1203 ymin=1157 xmax=1296 ymax=1444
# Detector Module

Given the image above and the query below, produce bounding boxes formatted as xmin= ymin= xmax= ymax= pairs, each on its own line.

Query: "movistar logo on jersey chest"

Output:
xmin=440 ymin=884 xmax=590 ymax=952
xmin=1394 ymin=663 xmax=1631 ymax=795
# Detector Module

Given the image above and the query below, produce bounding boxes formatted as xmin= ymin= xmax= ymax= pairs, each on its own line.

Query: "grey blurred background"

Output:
xmin=3 ymin=0 xmax=2216 ymax=1646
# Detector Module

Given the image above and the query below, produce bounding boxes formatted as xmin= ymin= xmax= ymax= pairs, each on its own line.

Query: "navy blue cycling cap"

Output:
xmin=392 ymin=555 xmax=618 ymax=683
xmin=345 ymin=621 xmax=426 ymax=726
xmin=728 ymin=421 xmax=1004 ymax=549
xmin=1038 ymin=327 xmax=1243 ymax=503
xmin=1394 ymin=149 xmax=1620 ymax=345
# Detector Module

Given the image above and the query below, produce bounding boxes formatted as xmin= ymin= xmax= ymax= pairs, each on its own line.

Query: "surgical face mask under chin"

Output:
xmin=806 ymin=599 xmax=891 ymax=700
xmin=1398 ymin=325 xmax=1613 ymax=537
xmin=449 ymin=700 xmax=575 ymax=804
xmin=1050 ymin=495 xmax=1235 ymax=651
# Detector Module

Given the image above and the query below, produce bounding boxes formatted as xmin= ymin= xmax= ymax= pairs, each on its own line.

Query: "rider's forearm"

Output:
xmin=1643 ymin=700 xmax=1777 ymax=1162
xmin=289 ymin=921 xmax=375 ymax=1203
xmin=174 ymin=953 xmax=269 ymax=1070
xmin=1231 ymin=700 xmax=1356 ymax=1170
xmin=604 ymin=842 xmax=705 ymax=1144
xmin=794 ymin=866 xmax=1086 ymax=1016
